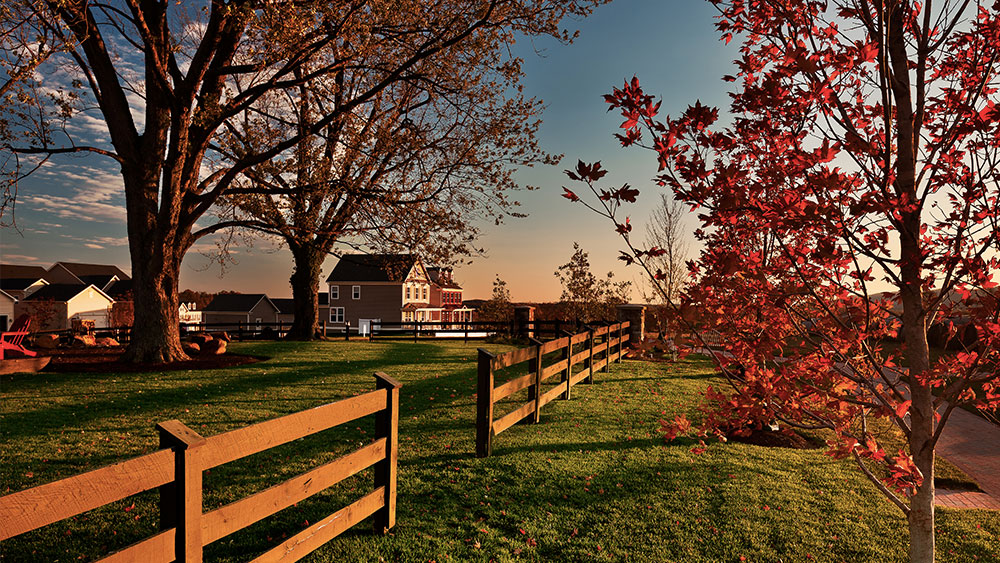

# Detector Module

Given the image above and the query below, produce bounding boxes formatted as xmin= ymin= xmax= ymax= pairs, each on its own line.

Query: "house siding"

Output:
xmin=66 ymin=288 xmax=113 ymax=327
xmin=0 ymin=293 xmax=14 ymax=331
xmin=202 ymin=312 xmax=251 ymax=330
xmin=248 ymin=300 xmax=279 ymax=325
xmin=332 ymin=284 xmax=403 ymax=325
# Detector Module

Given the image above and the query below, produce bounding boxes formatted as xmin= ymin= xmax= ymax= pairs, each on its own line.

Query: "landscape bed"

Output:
xmin=1 ymin=340 xmax=998 ymax=562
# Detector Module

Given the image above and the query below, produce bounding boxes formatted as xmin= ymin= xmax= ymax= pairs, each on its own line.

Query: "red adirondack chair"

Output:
xmin=1 ymin=314 xmax=37 ymax=360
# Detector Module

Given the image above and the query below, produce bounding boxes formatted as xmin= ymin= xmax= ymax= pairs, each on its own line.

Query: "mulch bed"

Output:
xmin=726 ymin=427 xmax=824 ymax=450
xmin=40 ymin=346 xmax=261 ymax=373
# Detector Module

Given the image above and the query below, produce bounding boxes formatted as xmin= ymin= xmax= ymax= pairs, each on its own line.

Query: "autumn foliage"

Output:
xmin=564 ymin=1 xmax=1000 ymax=560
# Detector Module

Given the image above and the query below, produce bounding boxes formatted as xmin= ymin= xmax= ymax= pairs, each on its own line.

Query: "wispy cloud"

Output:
xmin=81 ymin=235 xmax=128 ymax=250
xmin=28 ymin=164 xmax=126 ymax=222
xmin=0 ymin=254 xmax=42 ymax=263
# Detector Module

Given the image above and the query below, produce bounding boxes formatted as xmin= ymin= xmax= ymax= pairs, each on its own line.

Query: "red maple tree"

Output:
xmin=564 ymin=2 xmax=1000 ymax=560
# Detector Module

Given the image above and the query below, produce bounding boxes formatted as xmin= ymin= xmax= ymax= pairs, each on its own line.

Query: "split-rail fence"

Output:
xmin=476 ymin=322 xmax=630 ymax=457
xmin=0 ymin=372 xmax=401 ymax=563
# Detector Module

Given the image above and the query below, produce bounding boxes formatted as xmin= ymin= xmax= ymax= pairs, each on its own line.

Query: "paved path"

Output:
xmin=934 ymin=406 xmax=1000 ymax=510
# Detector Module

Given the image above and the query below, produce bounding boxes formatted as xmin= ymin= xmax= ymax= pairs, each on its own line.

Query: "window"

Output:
xmin=330 ymin=285 xmax=339 ymax=300
xmin=330 ymin=307 xmax=345 ymax=323
xmin=352 ymin=285 xmax=361 ymax=300
xmin=406 ymin=286 xmax=411 ymax=300
xmin=422 ymin=287 xmax=428 ymax=301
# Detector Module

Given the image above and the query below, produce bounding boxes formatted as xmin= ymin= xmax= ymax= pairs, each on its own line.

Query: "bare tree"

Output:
xmin=643 ymin=193 xmax=688 ymax=304
xmin=1 ymin=0 xmax=606 ymax=362
xmin=220 ymin=44 xmax=553 ymax=339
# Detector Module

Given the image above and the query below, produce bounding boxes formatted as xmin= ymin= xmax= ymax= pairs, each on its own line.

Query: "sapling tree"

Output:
xmin=562 ymin=2 xmax=1000 ymax=560
xmin=477 ymin=275 xmax=514 ymax=323
xmin=554 ymin=242 xmax=630 ymax=323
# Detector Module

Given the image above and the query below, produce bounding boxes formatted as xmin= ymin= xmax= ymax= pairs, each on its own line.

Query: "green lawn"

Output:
xmin=1 ymin=341 xmax=998 ymax=562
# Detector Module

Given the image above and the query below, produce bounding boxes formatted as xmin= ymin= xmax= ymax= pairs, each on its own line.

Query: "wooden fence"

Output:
xmin=0 ymin=372 xmax=402 ymax=563
xmin=475 ymin=322 xmax=630 ymax=457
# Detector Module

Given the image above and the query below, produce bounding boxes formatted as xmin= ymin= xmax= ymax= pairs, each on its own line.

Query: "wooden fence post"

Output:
xmin=586 ymin=328 xmax=595 ymax=384
xmin=373 ymin=372 xmax=401 ymax=534
xmin=602 ymin=326 xmax=610 ymax=374
xmin=157 ymin=420 xmax=206 ymax=563
xmin=528 ymin=337 xmax=543 ymax=424
xmin=476 ymin=349 xmax=495 ymax=458
xmin=561 ymin=330 xmax=573 ymax=400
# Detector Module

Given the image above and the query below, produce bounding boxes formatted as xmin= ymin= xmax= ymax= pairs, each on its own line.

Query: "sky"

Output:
xmin=0 ymin=0 xmax=737 ymax=302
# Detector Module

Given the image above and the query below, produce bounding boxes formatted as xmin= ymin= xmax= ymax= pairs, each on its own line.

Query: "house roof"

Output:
xmin=0 ymin=277 xmax=48 ymax=291
xmin=0 ymin=264 xmax=50 ymax=286
xmin=78 ymin=274 xmax=118 ymax=288
xmin=22 ymin=283 xmax=112 ymax=303
xmin=51 ymin=262 xmax=131 ymax=281
xmin=428 ymin=267 xmax=462 ymax=290
xmin=326 ymin=254 xmax=418 ymax=283
xmin=203 ymin=293 xmax=276 ymax=313
xmin=271 ymin=298 xmax=295 ymax=314
xmin=104 ymin=279 xmax=133 ymax=299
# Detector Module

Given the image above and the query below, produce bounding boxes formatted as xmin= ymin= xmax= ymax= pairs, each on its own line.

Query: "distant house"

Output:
xmin=17 ymin=284 xmax=114 ymax=331
xmin=0 ymin=264 xmax=51 ymax=300
xmin=325 ymin=254 xmax=474 ymax=332
xmin=0 ymin=290 xmax=15 ymax=331
xmin=202 ymin=294 xmax=280 ymax=331
xmin=271 ymin=293 xmax=330 ymax=326
xmin=427 ymin=267 xmax=475 ymax=325
xmin=179 ymin=303 xmax=203 ymax=326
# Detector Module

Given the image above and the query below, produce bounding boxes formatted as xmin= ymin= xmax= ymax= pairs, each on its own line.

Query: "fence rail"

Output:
xmin=476 ymin=322 xmax=629 ymax=457
xmin=0 ymin=372 xmax=402 ymax=563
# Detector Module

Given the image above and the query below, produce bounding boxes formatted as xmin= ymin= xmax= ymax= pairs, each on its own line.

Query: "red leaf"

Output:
xmin=895 ymin=400 xmax=911 ymax=419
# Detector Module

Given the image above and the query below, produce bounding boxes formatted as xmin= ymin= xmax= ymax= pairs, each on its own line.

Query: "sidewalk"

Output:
xmin=934 ymin=406 xmax=1000 ymax=510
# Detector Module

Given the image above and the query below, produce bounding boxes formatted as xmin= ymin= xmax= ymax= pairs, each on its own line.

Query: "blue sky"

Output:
xmin=1 ymin=0 xmax=737 ymax=301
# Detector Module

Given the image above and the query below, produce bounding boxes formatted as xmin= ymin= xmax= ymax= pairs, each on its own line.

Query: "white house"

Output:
xmin=0 ymin=289 xmax=15 ymax=332
xmin=16 ymin=284 xmax=115 ymax=331
xmin=179 ymin=302 xmax=203 ymax=325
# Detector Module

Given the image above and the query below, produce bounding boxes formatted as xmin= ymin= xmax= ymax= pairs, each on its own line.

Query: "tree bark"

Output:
xmin=122 ymin=231 xmax=188 ymax=363
xmin=287 ymin=245 xmax=324 ymax=340
xmin=887 ymin=4 xmax=934 ymax=561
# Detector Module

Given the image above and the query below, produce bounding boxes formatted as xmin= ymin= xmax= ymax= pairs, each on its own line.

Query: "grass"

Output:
xmin=1 ymin=340 xmax=998 ymax=562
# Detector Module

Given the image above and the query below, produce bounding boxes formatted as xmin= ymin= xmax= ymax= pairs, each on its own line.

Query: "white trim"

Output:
xmin=352 ymin=285 xmax=361 ymax=300
xmin=330 ymin=285 xmax=339 ymax=300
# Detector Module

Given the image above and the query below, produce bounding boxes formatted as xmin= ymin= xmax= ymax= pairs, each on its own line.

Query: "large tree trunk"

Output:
xmin=123 ymin=234 xmax=188 ymax=363
xmin=287 ymin=245 xmax=324 ymax=340
xmin=120 ymin=150 xmax=189 ymax=363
